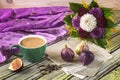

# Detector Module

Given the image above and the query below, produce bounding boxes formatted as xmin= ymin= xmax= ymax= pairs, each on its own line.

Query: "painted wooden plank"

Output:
xmin=100 ymin=66 xmax=120 ymax=80
xmin=109 ymin=35 xmax=120 ymax=53
xmin=35 ymin=70 xmax=65 ymax=80
xmin=5 ymin=59 xmax=51 ymax=80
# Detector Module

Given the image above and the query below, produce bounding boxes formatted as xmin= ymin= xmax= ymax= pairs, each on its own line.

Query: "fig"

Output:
xmin=75 ymin=41 xmax=89 ymax=55
xmin=61 ymin=45 xmax=74 ymax=62
xmin=8 ymin=58 xmax=23 ymax=71
xmin=79 ymin=51 xmax=94 ymax=66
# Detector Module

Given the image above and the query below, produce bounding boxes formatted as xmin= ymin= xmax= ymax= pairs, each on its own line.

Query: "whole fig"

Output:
xmin=61 ymin=45 xmax=74 ymax=62
xmin=75 ymin=41 xmax=89 ymax=55
xmin=79 ymin=51 xmax=94 ymax=66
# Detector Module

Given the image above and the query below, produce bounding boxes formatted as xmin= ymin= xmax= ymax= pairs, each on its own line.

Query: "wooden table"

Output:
xmin=0 ymin=0 xmax=120 ymax=80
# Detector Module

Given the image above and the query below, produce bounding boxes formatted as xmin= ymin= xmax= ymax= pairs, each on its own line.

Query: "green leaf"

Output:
xmin=64 ymin=15 xmax=72 ymax=26
xmin=89 ymin=0 xmax=99 ymax=9
xmin=69 ymin=2 xmax=83 ymax=13
xmin=70 ymin=29 xmax=79 ymax=37
xmin=104 ymin=28 xmax=111 ymax=38
xmin=92 ymin=38 xmax=98 ymax=45
xmin=101 ymin=7 xmax=113 ymax=17
xmin=106 ymin=19 xmax=117 ymax=28
xmin=96 ymin=38 xmax=107 ymax=48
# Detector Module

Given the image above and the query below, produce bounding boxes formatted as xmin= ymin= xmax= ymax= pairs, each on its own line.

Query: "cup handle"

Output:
xmin=10 ymin=45 xmax=23 ymax=58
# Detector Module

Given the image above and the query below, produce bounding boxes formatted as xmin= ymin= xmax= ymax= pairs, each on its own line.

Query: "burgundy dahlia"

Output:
xmin=78 ymin=7 xmax=88 ymax=17
xmin=97 ymin=17 xmax=107 ymax=28
xmin=78 ymin=28 xmax=90 ymax=38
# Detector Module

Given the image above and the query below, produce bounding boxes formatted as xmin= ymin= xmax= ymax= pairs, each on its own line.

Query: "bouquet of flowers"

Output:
xmin=64 ymin=0 xmax=117 ymax=48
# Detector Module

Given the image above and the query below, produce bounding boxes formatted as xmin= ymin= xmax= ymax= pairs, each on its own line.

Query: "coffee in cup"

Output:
xmin=20 ymin=37 xmax=45 ymax=48
xmin=10 ymin=35 xmax=47 ymax=62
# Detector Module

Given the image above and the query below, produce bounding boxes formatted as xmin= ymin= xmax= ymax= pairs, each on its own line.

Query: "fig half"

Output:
xmin=8 ymin=58 xmax=23 ymax=71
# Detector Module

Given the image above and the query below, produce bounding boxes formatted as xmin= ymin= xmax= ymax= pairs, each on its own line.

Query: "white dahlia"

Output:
xmin=80 ymin=13 xmax=97 ymax=32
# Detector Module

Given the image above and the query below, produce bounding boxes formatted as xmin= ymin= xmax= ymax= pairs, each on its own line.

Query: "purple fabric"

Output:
xmin=0 ymin=6 xmax=71 ymax=63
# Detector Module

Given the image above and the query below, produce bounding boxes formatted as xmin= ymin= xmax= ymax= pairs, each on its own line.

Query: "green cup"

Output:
xmin=10 ymin=35 xmax=47 ymax=62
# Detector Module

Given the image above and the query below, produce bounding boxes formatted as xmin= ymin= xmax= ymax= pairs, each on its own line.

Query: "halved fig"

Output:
xmin=8 ymin=58 xmax=23 ymax=71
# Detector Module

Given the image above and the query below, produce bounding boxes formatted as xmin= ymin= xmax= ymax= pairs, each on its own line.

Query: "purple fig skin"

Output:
xmin=81 ymin=42 xmax=89 ymax=52
xmin=61 ymin=47 xmax=74 ymax=62
xmin=79 ymin=51 xmax=94 ymax=66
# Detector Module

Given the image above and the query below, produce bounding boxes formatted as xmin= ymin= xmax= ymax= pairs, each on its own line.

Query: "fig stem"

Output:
xmin=65 ymin=44 xmax=68 ymax=48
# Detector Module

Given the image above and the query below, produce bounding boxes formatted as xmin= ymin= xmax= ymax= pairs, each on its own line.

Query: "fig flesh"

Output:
xmin=8 ymin=58 xmax=23 ymax=71
xmin=61 ymin=45 xmax=74 ymax=62
xmin=79 ymin=51 xmax=94 ymax=66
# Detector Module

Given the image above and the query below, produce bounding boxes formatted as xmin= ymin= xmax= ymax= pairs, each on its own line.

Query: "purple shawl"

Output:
xmin=0 ymin=6 xmax=71 ymax=63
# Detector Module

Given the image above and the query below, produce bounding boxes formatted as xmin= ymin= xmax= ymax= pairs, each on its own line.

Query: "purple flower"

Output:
xmin=72 ymin=16 xmax=80 ymax=29
xmin=89 ymin=8 xmax=103 ymax=18
xmin=78 ymin=7 xmax=88 ymax=17
xmin=90 ymin=27 xmax=104 ymax=38
xmin=78 ymin=28 xmax=90 ymax=38
xmin=97 ymin=17 xmax=107 ymax=28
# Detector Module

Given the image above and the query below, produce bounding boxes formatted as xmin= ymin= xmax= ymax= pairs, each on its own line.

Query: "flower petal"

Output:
xmin=78 ymin=28 xmax=90 ymax=38
xmin=90 ymin=27 xmax=104 ymax=38
xmin=89 ymin=8 xmax=103 ymax=18
xmin=72 ymin=16 xmax=80 ymax=29
xmin=97 ymin=17 xmax=107 ymax=28
xmin=78 ymin=7 xmax=88 ymax=17
xmin=80 ymin=13 xmax=97 ymax=32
